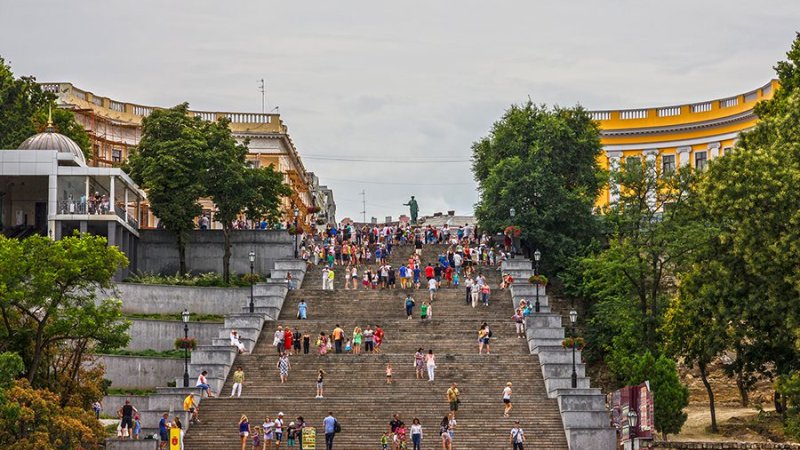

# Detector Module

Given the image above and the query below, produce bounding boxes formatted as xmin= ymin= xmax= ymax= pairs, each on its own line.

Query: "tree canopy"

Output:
xmin=472 ymin=102 xmax=605 ymax=272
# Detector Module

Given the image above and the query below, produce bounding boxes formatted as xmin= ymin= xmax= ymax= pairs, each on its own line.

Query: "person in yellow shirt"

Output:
xmin=332 ymin=324 xmax=345 ymax=353
xmin=446 ymin=383 xmax=460 ymax=418
xmin=183 ymin=393 xmax=199 ymax=423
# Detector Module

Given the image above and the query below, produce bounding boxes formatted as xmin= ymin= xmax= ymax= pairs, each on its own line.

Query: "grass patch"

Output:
xmin=106 ymin=388 xmax=157 ymax=396
xmin=127 ymin=312 xmax=224 ymax=322
xmin=102 ymin=349 xmax=187 ymax=359
xmin=105 ymin=423 xmax=119 ymax=436
xmin=124 ymin=272 xmax=261 ymax=288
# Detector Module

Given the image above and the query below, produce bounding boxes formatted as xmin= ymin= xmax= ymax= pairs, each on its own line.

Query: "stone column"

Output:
xmin=708 ymin=142 xmax=720 ymax=159
xmin=642 ymin=149 xmax=659 ymax=207
xmin=107 ymin=221 xmax=116 ymax=247
xmin=47 ymin=174 xmax=57 ymax=239
xmin=79 ymin=221 xmax=88 ymax=234
xmin=677 ymin=147 xmax=691 ymax=168
xmin=109 ymin=175 xmax=116 ymax=214
xmin=607 ymin=150 xmax=623 ymax=204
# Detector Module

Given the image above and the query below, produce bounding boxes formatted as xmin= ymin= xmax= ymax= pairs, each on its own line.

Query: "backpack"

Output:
xmin=488 ymin=328 xmax=493 ymax=338
xmin=333 ymin=420 xmax=341 ymax=433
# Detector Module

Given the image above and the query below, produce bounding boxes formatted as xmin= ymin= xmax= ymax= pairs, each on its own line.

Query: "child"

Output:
xmin=345 ymin=338 xmax=352 ymax=353
xmin=133 ymin=414 xmax=141 ymax=439
xmin=420 ymin=301 xmax=428 ymax=321
xmin=453 ymin=272 xmax=459 ymax=287
xmin=386 ymin=363 xmax=393 ymax=384
xmin=251 ymin=428 xmax=261 ymax=450
xmin=381 ymin=431 xmax=390 ymax=450
xmin=287 ymin=421 xmax=296 ymax=448
xmin=371 ymin=272 xmax=379 ymax=289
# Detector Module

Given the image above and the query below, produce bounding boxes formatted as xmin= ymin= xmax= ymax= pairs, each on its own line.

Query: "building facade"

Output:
xmin=590 ymin=79 xmax=778 ymax=207
xmin=40 ymin=82 xmax=323 ymax=230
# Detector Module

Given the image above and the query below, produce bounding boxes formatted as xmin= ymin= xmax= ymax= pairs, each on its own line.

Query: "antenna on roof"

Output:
xmin=258 ymin=79 xmax=265 ymax=113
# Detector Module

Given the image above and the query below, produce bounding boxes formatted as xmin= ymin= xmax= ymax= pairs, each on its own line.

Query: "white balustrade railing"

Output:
xmin=620 ymin=109 xmax=648 ymax=120
xmin=590 ymin=111 xmax=611 ymax=121
xmin=133 ymin=105 xmax=153 ymax=117
xmin=691 ymin=102 xmax=712 ymax=113
xmin=657 ymin=106 xmax=681 ymax=117
xmin=110 ymin=101 xmax=125 ymax=112
xmin=720 ymin=97 xmax=739 ymax=108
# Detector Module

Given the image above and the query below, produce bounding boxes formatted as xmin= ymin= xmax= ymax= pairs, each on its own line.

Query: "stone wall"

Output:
xmin=105 ymin=439 xmax=159 ymax=450
xmin=127 ymin=319 xmax=222 ymax=351
xmin=99 ymin=355 xmax=184 ymax=389
xmin=136 ymin=229 xmax=294 ymax=276
xmin=653 ymin=443 xmax=800 ymax=449
xmin=115 ymin=282 xmax=287 ymax=315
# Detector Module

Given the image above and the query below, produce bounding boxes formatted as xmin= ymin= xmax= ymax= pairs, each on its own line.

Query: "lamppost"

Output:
xmin=181 ymin=309 xmax=190 ymax=388
xmin=508 ymin=207 xmax=516 ymax=258
xmin=534 ymin=249 xmax=542 ymax=313
xmin=248 ymin=250 xmax=255 ymax=314
xmin=293 ymin=207 xmax=300 ymax=258
xmin=569 ymin=308 xmax=578 ymax=388
xmin=627 ymin=409 xmax=639 ymax=449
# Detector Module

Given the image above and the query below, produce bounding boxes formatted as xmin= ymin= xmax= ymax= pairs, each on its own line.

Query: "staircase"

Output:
xmin=184 ymin=244 xmax=569 ymax=449
xmin=503 ymin=258 xmax=616 ymax=450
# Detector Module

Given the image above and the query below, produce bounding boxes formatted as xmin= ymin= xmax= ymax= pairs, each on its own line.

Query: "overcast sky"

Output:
xmin=1 ymin=1 xmax=798 ymax=221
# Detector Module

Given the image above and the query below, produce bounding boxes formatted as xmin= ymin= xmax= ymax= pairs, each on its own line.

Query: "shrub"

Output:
xmin=124 ymin=271 xmax=261 ymax=287
xmin=174 ymin=337 xmax=197 ymax=351
xmin=528 ymin=274 xmax=549 ymax=285
xmin=561 ymin=337 xmax=586 ymax=350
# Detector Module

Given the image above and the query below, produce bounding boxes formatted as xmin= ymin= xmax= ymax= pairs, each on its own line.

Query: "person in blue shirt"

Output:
xmin=323 ymin=412 xmax=337 ymax=450
xmin=158 ymin=413 xmax=170 ymax=449
xmin=413 ymin=266 xmax=421 ymax=289
xmin=399 ymin=264 xmax=408 ymax=289
xmin=297 ymin=299 xmax=308 ymax=320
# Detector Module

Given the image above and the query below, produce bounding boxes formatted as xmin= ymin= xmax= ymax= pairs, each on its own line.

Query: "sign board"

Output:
xmin=169 ymin=428 xmax=181 ymax=450
xmin=302 ymin=426 xmax=316 ymax=449
xmin=611 ymin=382 xmax=655 ymax=443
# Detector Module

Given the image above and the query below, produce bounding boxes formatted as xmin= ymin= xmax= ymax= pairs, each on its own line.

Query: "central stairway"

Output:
xmin=184 ymin=244 xmax=568 ymax=449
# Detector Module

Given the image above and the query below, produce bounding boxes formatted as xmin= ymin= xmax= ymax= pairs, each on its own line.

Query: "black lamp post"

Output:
xmin=628 ymin=409 xmax=639 ymax=444
xmin=181 ymin=309 xmax=190 ymax=387
xmin=534 ymin=249 xmax=542 ymax=313
xmin=569 ymin=308 xmax=578 ymax=388
xmin=508 ymin=207 xmax=516 ymax=258
xmin=293 ymin=207 xmax=300 ymax=258
xmin=248 ymin=250 xmax=255 ymax=313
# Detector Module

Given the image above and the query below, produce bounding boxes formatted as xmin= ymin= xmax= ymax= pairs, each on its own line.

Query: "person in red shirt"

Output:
xmin=425 ymin=264 xmax=434 ymax=280
xmin=445 ymin=266 xmax=453 ymax=288
xmin=375 ymin=325 xmax=385 ymax=354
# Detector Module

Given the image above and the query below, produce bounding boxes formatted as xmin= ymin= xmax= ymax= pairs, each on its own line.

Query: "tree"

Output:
xmin=0 ymin=379 xmax=105 ymax=449
xmin=624 ymin=351 xmax=689 ymax=439
xmin=0 ymin=234 xmax=129 ymax=388
xmin=472 ymin=102 xmax=605 ymax=273
xmin=127 ymin=103 xmax=208 ymax=275
xmin=244 ymin=164 xmax=292 ymax=227
xmin=0 ymin=56 xmax=90 ymax=158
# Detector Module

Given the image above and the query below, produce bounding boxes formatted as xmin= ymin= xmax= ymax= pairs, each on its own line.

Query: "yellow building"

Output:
xmin=590 ymin=79 xmax=778 ymax=207
xmin=40 ymin=82 xmax=316 ymax=228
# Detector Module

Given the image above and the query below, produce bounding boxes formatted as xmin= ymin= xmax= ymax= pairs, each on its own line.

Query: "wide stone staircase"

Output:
xmin=184 ymin=244 xmax=569 ymax=449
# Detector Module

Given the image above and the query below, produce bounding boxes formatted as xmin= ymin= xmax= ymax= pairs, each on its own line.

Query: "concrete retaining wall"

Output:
xmin=137 ymin=229 xmax=294 ymax=276
xmin=105 ymin=439 xmax=160 ymax=450
xmin=99 ymin=355 xmax=184 ymax=390
xmin=653 ymin=443 xmax=800 ymax=449
xmin=115 ymin=283 xmax=287 ymax=315
xmin=128 ymin=319 xmax=222 ymax=351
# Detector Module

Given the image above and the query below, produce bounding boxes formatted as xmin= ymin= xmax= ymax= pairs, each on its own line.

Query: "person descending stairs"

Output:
xmin=184 ymin=243 xmax=568 ymax=449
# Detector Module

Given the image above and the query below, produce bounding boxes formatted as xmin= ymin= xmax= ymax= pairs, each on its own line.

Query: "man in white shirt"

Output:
xmin=274 ymin=412 xmax=285 ymax=448
xmin=428 ymin=277 xmax=437 ymax=302
xmin=509 ymin=420 xmax=525 ymax=450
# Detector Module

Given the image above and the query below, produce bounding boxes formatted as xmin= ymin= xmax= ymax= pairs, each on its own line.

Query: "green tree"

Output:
xmin=472 ymin=102 xmax=605 ymax=273
xmin=624 ymin=351 xmax=689 ymax=439
xmin=244 ymin=164 xmax=292 ymax=227
xmin=0 ymin=234 xmax=129 ymax=388
xmin=694 ymin=33 xmax=800 ymax=415
xmin=0 ymin=57 xmax=90 ymax=158
xmin=127 ymin=103 xmax=208 ymax=275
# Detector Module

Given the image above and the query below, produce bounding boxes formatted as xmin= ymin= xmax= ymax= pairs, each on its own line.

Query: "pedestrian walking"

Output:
xmin=503 ymin=382 xmax=513 ymax=417
xmin=275 ymin=412 xmax=285 ymax=449
xmin=262 ymin=416 xmax=274 ymax=450
xmin=426 ymin=349 xmax=436 ymax=382
xmin=414 ymin=348 xmax=425 ymax=379
xmin=509 ymin=420 xmax=526 ymax=450
xmin=239 ymin=415 xmax=250 ymax=450
xmin=363 ymin=326 xmax=375 ymax=353
xmin=410 ymin=418 xmax=423 ymax=450
xmin=317 ymin=332 xmax=329 ymax=355
xmin=316 ymin=369 xmax=326 ymax=398
xmin=332 ymin=324 xmax=345 ymax=353
xmin=293 ymin=327 xmax=302 ymax=354
xmin=405 ymin=294 xmax=415 ymax=319
xmin=230 ymin=366 xmax=244 ymax=397
xmin=439 ymin=416 xmax=452 ymax=450
xmin=323 ymin=412 xmax=338 ymax=450
xmin=277 ymin=352 xmax=291 ymax=383
xmin=297 ymin=300 xmax=308 ymax=320
xmin=353 ymin=326 xmax=363 ymax=354
xmin=478 ymin=324 xmax=491 ymax=355
xmin=446 ymin=383 xmax=460 ymax=418
xmin=274 ymin=326 xmax=285 ymax=354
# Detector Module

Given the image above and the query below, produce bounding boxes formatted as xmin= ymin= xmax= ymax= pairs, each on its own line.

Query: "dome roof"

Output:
xmin=18 ymin=126 xmax=86 ymax=165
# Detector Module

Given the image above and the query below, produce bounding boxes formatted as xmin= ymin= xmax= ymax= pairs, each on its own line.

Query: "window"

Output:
xmin=625 ymin=156 xmax=641 ymax=171
xmin=112 ymin=149 xmax=122 ymax=163
xmin=695 ymin=151 xmax=707 ymax=171
xmin=661 ymin=154 xmax=675 ymax=176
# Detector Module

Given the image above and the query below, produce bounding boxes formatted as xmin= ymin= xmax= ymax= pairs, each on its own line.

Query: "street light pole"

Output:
xmin=508 ymin=207 xmax=516 ymax=259
xmin=534 ymin=249 xmax=541 ymax=313
xmin=249 ymin=250 xmax=255 ymax=314
xmin=628 ymin=409 xmax=639 ymax=449
xmin=570 ymin=308 xmax=578 ymax=388
xmin=293 ymin=207 xmax=300 ymax=258
xmin=182 ymin=309 xmax=190 ymax=388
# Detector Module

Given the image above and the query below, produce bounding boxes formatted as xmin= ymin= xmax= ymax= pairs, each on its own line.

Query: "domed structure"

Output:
xmin=17 ymin=117 xmax=86 ymax=166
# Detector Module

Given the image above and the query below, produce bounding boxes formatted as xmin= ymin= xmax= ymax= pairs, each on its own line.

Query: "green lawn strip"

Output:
xmin=126 ymin=312 xmax=224 ymax=323
xmin=101 ymin=348 xmax=187 ymax=358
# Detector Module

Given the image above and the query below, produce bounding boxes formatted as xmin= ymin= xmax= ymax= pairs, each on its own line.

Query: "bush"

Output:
xmin=561 ymin=337 xmax=586 ymax=350
xmin=528 ymin=274 xmax=549 ymax=285
xmin=101 ymin=349 xmax=186 ymax=358
xmin=174 ymin=337 xmax=197 ymax=351
xmin=623 ymin=351 xmax=689 ymax=439
xmin=124 ymin=271 xmax=262 ymax=287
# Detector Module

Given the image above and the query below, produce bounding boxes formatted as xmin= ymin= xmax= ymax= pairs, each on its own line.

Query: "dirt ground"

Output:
xmin=673 ymin=405 xmax=775 ymax=442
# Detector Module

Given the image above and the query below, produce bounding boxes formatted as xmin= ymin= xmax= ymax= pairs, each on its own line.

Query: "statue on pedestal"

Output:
xmin=403 ymin=196 xmax=419 ymax=224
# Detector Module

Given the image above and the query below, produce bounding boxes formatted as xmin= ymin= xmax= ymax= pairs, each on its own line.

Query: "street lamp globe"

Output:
xmin=534 ymin=249 xmax=541 ymax=262
xmin=569 ymin=309 xmax=577 ymax=324
xmin=249 ymin=250 xmax=255 ymax=263
xmin=293 ymin=207 xmax=300 ymax=218
xmin=181 ymin=309 xmax=190 ymax=323
xmin=628 ymin=409 xmax=639 ymax=428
